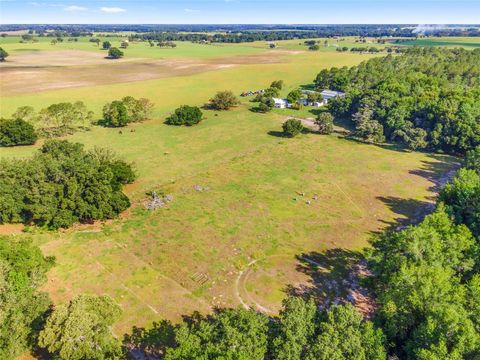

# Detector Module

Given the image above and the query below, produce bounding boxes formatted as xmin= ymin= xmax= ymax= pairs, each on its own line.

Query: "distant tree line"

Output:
xmin=315 ymin=47 xmax=480 ymax=153
xmin=2 ymin=24 xmax=480 ymax=41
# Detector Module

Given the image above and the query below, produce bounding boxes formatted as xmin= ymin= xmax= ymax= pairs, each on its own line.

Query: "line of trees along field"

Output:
xmin=1 ymin=49 xmax=480 ymax=358
xmin=3 ymin=24 xmax=480 ymax=42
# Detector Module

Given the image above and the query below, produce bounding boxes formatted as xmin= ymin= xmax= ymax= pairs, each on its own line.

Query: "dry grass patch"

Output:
xmin=0 ymin=49 xmax=300 ymax=95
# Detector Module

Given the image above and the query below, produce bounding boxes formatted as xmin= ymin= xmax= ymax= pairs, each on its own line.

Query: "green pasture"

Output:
xmin=393 ymin=36 xmax=480 ymax=48
xmin=0 ymin=38 xmax=460 ymax=332
xmin=0 ymin=36 xmax=266 ymax=59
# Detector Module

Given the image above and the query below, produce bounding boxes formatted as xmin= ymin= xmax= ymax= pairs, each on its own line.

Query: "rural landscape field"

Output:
xmin=0 ymin=35 xmax=459 ymax=329
xmin=1 ymin=13 xmax=480 ymax=360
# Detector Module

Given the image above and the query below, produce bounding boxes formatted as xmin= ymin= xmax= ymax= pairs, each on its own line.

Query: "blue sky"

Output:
xmin=1 ymin=0 xmax=480 ymax=24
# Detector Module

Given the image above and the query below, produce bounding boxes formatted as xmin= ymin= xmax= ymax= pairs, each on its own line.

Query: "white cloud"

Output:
xmin=64 ymin=5 xmax=87 ymax=12
xmin=100 ymin=7 xmax=126 ymax=13
xmin=29 ymin=2 xmax=64 ymax=7
xmin=184 ymin=8 xmax=200 ymax=12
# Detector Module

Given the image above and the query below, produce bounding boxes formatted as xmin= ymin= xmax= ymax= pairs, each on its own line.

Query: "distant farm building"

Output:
xmin=273 ymin=98 xmax=290 ymax=108
xmin=320 ymin=90 xmax=346 ymax=101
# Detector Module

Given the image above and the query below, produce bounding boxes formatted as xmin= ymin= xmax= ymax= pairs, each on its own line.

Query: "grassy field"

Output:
xmin=392 ymin=36 xmax=480 ymax=48
xmin=0 ymin=38 xmax=460 ymax=333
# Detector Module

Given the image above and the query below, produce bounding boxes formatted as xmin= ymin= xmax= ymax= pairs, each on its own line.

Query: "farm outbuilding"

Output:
xmin=320 ymin=90 xmax=346 ymax=101
xmin=273 ymin=98 xmax=290 ymax=108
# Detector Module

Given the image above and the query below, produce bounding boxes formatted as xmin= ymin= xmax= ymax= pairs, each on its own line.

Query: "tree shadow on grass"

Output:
xmin=286 ymin=249 xmax=363 ymax=306
xmin=376 ymin=196 xmax=433 ymax=231
xmin=267 ymin=130 xmax=285 ymax=138
xmin=123 ymin=320 xmax=176 ymax=360
xmin=409 ymin=156 xmax=461 ymax=193
xmin=299 ymin=84 xmax=317 ymax=91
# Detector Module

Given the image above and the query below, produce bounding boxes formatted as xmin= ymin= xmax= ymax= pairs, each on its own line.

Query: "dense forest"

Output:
xmin=316 ymin=47 xmax=480 ymax=153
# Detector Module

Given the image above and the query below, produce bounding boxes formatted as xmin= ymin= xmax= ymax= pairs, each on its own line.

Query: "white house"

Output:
xmin=273 ymin=98 xmax=289 ymax=109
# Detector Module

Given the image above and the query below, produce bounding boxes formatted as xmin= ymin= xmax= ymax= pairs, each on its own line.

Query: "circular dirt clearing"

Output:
xmin=238 ymin=254 xmax=316 ymax=314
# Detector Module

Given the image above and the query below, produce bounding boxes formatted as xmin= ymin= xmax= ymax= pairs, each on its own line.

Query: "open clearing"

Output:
xmin=0 ymin=37 xmax=465 ymax=333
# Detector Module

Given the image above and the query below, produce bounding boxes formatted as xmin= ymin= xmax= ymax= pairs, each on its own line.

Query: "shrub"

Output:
xmin=316 ymin=112 xmax=334 ymax=134
xmin=209 ymin=90 xmax=240 ymax=110
xmin=282 ymin=119 xmax=304 ymax=137
xmin=0 ymin=118 xmax=37 ymax=146
xmin=290 ymin=103 xmax=303 ymax=111
xmin=166 ymin=105 xmax=203 ymax=126
xmin=108 ymin=47 xmax=124 ymax=59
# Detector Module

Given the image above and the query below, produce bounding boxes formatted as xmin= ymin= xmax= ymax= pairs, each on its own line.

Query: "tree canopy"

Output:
xmin=317 ymin=48 xmax=480 ymax=153
xmin=282 ymin=119 xmax=304 ymax=137
xmin=368 ymin=205 xmax=480 ymax=358
xmin=102 ymin=97 xmax=153 ymax=127
xmin=165 ymin=309 xmax=269 ymax=360
xmin=12 ymin=102 xmax=93 ymax=138
xmin=208 ymin=91 xmax=240 ymax=110
xmin=38 ymin=294 xmax=122 ymax=360
xmin=0 ymin=237 xmax=53 ymax=359
xmin=316 ymin=112 xmax=334 ymax=135
xmin=0 ymin=140 xmax=135 ymax=229
xmin=0 ymin=118 xmax=37 ymax=147
xmin=165 ymin=105 xmax=203 ymax=126
xmin=108 ymin=47 xmax=124 ymax=59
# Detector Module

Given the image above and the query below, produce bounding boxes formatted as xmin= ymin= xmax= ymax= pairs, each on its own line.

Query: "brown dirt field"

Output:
xmin=0 ymin=50 xmax=298 ymax=95
xmin=0 ymin=50 xmax=143 ymax=67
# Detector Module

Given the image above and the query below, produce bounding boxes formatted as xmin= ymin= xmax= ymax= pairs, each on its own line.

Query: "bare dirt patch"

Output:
xmin=0 ymin=223 xmax=24 ymax=235
xmin=0 ymin=50 xmax=298 ymax=95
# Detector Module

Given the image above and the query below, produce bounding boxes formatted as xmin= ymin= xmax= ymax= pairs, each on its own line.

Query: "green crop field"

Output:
xmin=392 ymin=36 xmax=480 ymax=48
xmin=0 ymin=38 xmax=460 ymax=333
